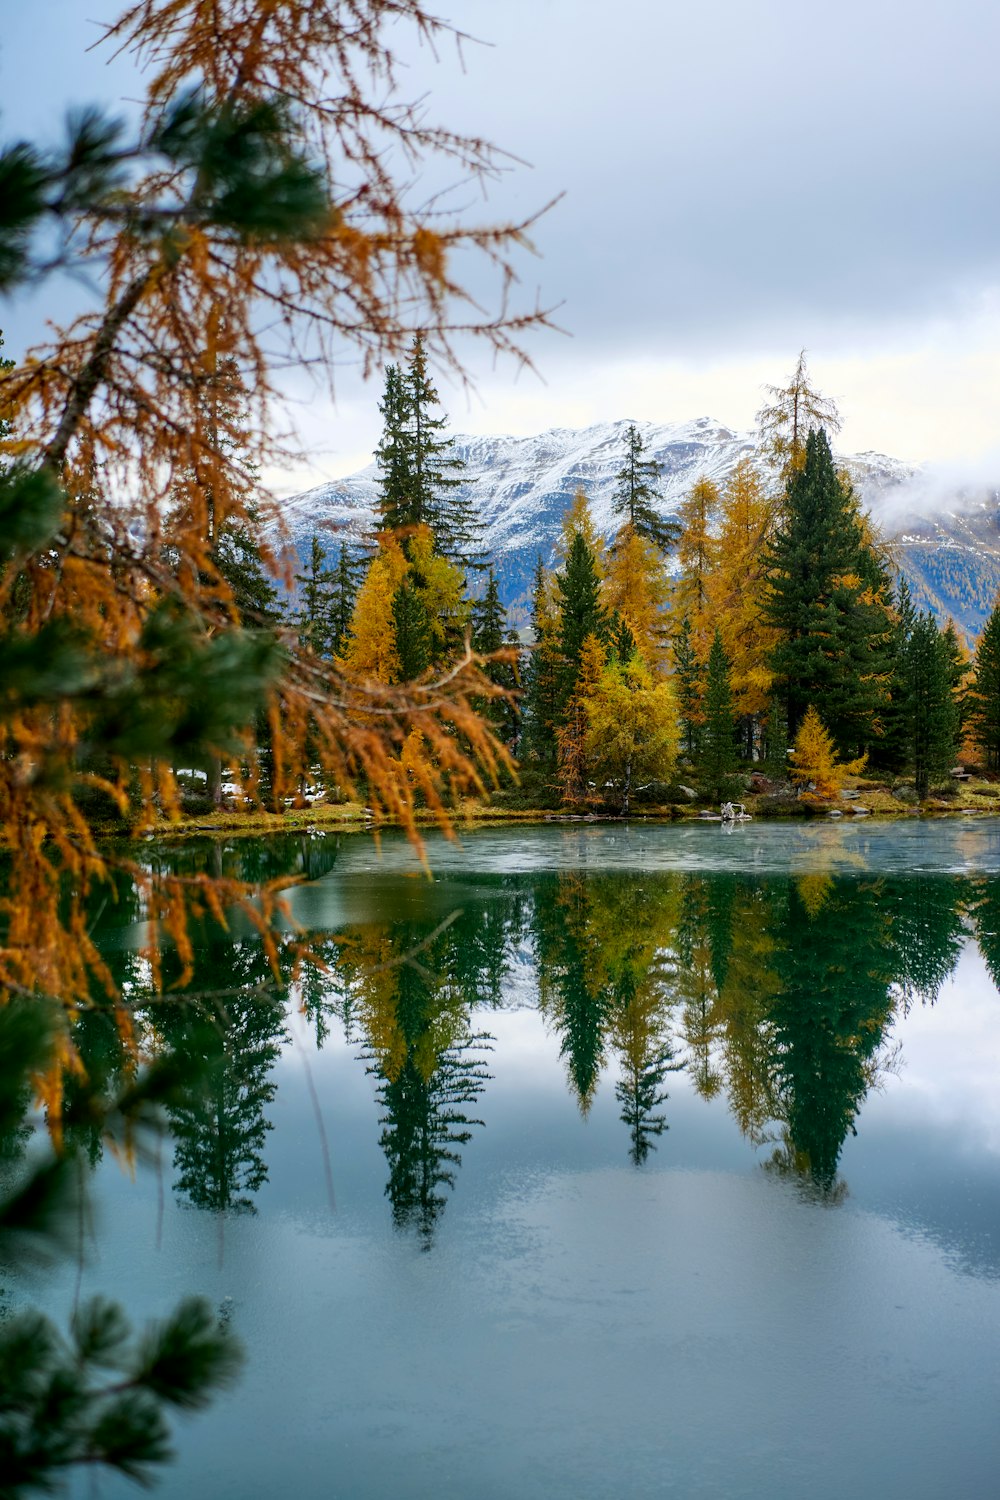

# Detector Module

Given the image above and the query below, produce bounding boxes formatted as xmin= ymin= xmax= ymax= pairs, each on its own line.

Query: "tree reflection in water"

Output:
xmin=26 ymin=843 xmax=985 ymax=1238
xmin=154 ymin=936 xmax=288 ymax=1215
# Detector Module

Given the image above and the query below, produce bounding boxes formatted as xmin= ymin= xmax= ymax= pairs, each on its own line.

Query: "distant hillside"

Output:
xmin=272 ymin=418 xmax=1000 ymax=641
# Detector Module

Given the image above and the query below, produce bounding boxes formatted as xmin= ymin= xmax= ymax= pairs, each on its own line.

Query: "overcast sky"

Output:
xmin=4 ymin=0 xmax=1000 ymax=489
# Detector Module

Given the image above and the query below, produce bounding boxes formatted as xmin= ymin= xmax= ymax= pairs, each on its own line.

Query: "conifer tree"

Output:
xmin=374 ymin=364 xmax=413 ymax=531
xmin=373 ymin=336 xmax=481 ymax=570
xmin=969 ymin=593 xmax=1000 ymax=769
xmin=555 ymin=529 xmax=607 ymax=711
xmin=295 ymin=535 xmax=336 ymax=655
xmin=583 ymin=654 xmax=679 ymax=814
xmin=877 ymin=576 xmax=918 ymax=772
xmin=672 ymin=614 xmax=705 ymax=758
xmin=611 ymin=424 xmax=679 ymax=552
xmin=675 ymin=477 xmax=720 ymax=639
xmin=789 ymin=707 xmax=866 ymax=797
xmin=341 ymin=543 xmax=407 ymax=682
xmin=613 ymin=615 xmax=638 ymax=665
xmin=392 ymin=577 xmax=433 ymax=680
xmin=472 ymin=569 xmax=506 ymax=658
xmin=706 ymin=457 xmax=780 ymax=738
xmin=941 ymin=619 xmax=971 ymax=736
xmin=756 ymin=351 xmax=841 ymax=477
xmin=698 ymin=630 xmax=739 ymax=802
xmin=330 ymin=543 xmax=365 ymax=658
xmin=523 ymin=559 xmax=561 ymax=770
xmin=556 ymin=633 xmax=606 ymax=804
xmin=764 ymin=428 xmax=889 ymax=752
xmin=603 ymin=523 xmax=669 ymax=666
xmin=762 ymin=693 xmax=790 ymax=780
xmin=472 ymin=569 xmax=517 ymax=747
xmin=555 ymin=489 xmax=606 ymax=575
xmin=901 ymin=611 xmax=960 ymax=798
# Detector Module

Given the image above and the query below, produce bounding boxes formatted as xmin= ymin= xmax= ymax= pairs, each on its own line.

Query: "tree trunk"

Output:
xmin=622 ymin=756 xmax=632 ymax=817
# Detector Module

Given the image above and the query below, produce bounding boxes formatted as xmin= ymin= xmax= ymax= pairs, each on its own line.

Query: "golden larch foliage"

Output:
xmin=674 ymin=477 xmax=721 ymax=649
xmin=790 ymin=706 xmax=867 ymax=798
xmin=604 ymin=524 xmax=670 ymax=669
xmin=705 ymin=458 xmax=780 ymax=720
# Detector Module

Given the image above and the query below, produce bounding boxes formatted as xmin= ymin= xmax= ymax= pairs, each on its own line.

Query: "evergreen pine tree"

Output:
xmin=941 ymin=619 xmax=971 ymax=737
xmin=877 ymin=576 xmax=917 ymax=772
xmin=374 ymin=363 xmax=413 ymax=531
xmin=613 ymin=614 xmax=638 ymax=664
xmin=969 ymin=594 xmax=1000 ymax=769
xmin=472 ymin=568 xmax=517 ymax=746
xmin=391 ymin=577 xmax=433 ymax=680
xmin=523 ymin=558 xmax=561 ymax=770
xmin=330 ymin=542 xmax=365 ymax=657
xmin=555 ymin=530 xmax=607 ymax=712
xmin=373 ymin=336 xmax=481 ymax=567
xmin=611 ymin=424 xmax=679 ymax=552
xmin=672 ymin=614 xmax=705 ymax=758
xmin=294 ymin=534 xmax=336 ymax=654
xmin=698 ymin=629 xmax=739 ymax=801
xmin=762 ymin=692 xmax=789 ymax=780
xmin=902 ymin=611 xmax=960 ymax=799
xmin=764 ymin=428 xmax=889 ymax=752
xmin=472 ymin=568 xmax=505 ymax=656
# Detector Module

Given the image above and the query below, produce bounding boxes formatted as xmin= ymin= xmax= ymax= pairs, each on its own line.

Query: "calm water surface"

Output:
xmin=22 ymin=821 xmax=1000 ymax=1498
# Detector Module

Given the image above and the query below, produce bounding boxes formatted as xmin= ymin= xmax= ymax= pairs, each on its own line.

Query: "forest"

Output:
xmin=1 ymin=3 xmax=999 ymax=1493
xmin=285 ymin=345 xmax=1000 ymax=815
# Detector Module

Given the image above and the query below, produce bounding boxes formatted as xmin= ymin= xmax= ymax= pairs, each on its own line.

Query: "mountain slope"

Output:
xmin=274 ymin=418 xmax=1000 ymax=639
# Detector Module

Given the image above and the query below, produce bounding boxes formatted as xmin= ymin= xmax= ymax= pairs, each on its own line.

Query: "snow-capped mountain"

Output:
xmin=272 ymin=417 xmax=1000 ymax=638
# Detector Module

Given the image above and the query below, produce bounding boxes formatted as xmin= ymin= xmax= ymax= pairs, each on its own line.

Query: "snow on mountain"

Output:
xmin=272 ymin=417 xmax=1000 ymax=637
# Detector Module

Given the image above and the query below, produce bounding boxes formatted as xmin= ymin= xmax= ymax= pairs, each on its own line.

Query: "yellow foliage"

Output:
xmin=340 ymin=543 xmax=406 ymax=682
xmin=584 ymin=656 xmax=680 ymax=809
xmin=556 ymin=633 xmax=606 ymax=804
xmin=604 ymin=524 xmax=670 ymax=668
xmin=674 ymin=477 xmax=720 ymax=645
xmin=705 ymin=458 xmax=780 ymax=721
xmin=0 ymin=0 xmax=532 ymax=1043
xmin=555 ymin=490 xmax=606 ymax=575
xmin=406 ymin=527 xmax=470 ymax=653
xmin=789 ymin=707 xmax=867 ymax=798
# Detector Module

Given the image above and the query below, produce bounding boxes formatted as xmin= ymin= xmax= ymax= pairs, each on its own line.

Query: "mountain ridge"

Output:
xmin=272 ymin=417 xmax=1000 ymax=639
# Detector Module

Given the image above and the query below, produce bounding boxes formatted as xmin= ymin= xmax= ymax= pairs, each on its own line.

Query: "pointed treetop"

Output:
xmin=756 ymin=351 xmax=841 ymax=476
xmin=612 ymin=424 xmax=679 ymax=553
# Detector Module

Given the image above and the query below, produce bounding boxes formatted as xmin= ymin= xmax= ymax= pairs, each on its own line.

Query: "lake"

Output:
xmin=16 ymin=820 xmax=1000 ymax=1499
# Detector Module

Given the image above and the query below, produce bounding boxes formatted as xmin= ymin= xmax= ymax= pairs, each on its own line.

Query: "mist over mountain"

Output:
xmin=274 ymin=417 xmax=1000 ymax=639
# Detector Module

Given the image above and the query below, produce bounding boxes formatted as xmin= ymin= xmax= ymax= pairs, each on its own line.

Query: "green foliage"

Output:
xmin=765 ymin=428 xmax=890 ymax=752
xmin=522 ymin=560 xmax=560 ymax=769
xmin=146 ymin=90 xmax=330 ymax=245
xmin=0 ymin=1002 xmax=244 ymax=1498
xmin=374 ymin=337 xmax=479 ymax=568
xmin=391 ymin=576 xmax=432 ymax=681
xmin=472 ymin=569 xmax=518 ymax=747
xmin=212 ymin=508 xmax=281 ymax=627
xmin=762 ymin=692 xmax=789 ymax=781
xmin=698 ymin=630 xmax=739 ymax=801
xmin=0 ymin=1296 xmax=242 ymax=1493
xmin=672 ymin=614 xmax=704 ymax=758
xmin=970 ymin=593 xmax=1000 ymax=769
xmin=0 ymin=92 xmax=329 ymax=295
xmin=900 ymin=610 xmax=961 ymax=798
xmin=555 ymin=531 xmax=607 ymax=710
xmin=611 ymin=424 xmax=678 ymax=552
xmin=766 ymin=880 xmax=894 ymax=1196
xmin=0 ymin=464 xmax=65 ymax=561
